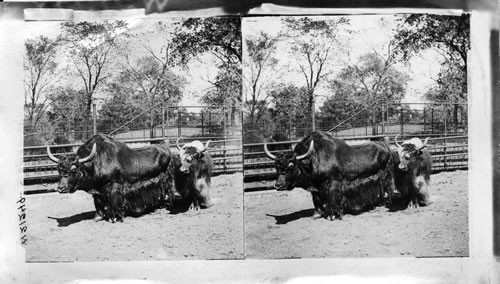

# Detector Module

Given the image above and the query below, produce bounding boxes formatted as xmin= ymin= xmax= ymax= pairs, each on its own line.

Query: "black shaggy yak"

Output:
xmin=264 ymin=131 xmax=396 ymax=220
xmin=47 ymin=133 xmax=173 ymax=222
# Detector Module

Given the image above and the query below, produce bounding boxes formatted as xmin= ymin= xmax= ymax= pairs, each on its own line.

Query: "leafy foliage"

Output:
xmin=392 ymin=14 xmax=469 ymax=103
xmin=172 ymin=17 xmax=242 ymax=113
xmin=281 ymin=16 xmax=350 ymax=130
xmin=171 ymin=17 xmax=241 ymax=66
xmin=267 ymin=84 xmax=310 ymax=137
xmin=392 ymin=14 xmax=470 ymax=65
xmin=202 ymin=62 xmax=240 ymax=108
xmin=59 ymin=20 xmax=128 ymax=116
xmin=425 ymin=59 xmax=467 ymax=103
xmin=46 ymin=87 xmax=89 ymax=140
xmin=321 ymin=52 xmax=409 ymax=132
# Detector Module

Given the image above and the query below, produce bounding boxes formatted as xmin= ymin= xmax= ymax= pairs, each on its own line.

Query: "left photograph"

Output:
xmin=22 ymin=17 xmax=244 ymax=261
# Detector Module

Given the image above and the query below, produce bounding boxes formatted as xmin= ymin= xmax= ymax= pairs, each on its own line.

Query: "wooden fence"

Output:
xmin=24 ymin=134 xmax=468 ymax=194
xmin=243 ymin=135 xmax=468 ymax=192
xmin=23 ymin=137 xmax=243 ymax=191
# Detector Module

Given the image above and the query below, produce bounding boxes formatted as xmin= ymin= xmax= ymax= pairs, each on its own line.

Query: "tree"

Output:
xmin=172 ymin=17 xmax=242 ymax=119
xmin=392 ymin=14 xmax=469 ymax=132
xmin=24 ymin=36 xmax=58 ymax=133
xmin=243 ymin=32 xmax=279 ymax=128
xmin=281 ymin=17 xmax=349 ymax=131
xmin=123 ymin=52 xmax=185 ymax=137
xmin=202 ymin=62 xmax=240 ymax=108
xmin=325 ymin=52 xmax=409 ymax=134
xmin=392 ymin=14 xmax=469 ymax=100
xmin=59 ymin=20 xmax=128 ymax=137
xmin=46 ymin=87 xmax=88 ymax=140
xmin=268 ymin=84 xmax=310 ymax=138
xmin=392 ymin=14 xmax=469 ymax=68
xmin=171 ymin=17 xmax=241 ymax=66
xmin=98 ymin=93 xmax=143 ymax=134
xmin=319 ymin=93 xmax=364 ymax=131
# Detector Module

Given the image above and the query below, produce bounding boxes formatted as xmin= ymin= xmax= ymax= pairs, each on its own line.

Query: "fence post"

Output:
xmin=167 ymin=108 xmax=170 ymax=137
xmin=92 ymin=103 xmax=97 ymax=135
xmin=223 ymin=106 xmax=227 ymax=173
xmin=201 ymin=111 xmax=204 ymax=136
xmin=400 ymin=107 xmax=404 ymax=136
xmin=381 ymin=104 xmax=385 ymax=135
xmin=431 ymin=108 xmax=434 ymax=134
xmin=443 ymin=106 xmax=448 ymax=170
xmin=178 ymin=110 xmax=181 ymax=138
xmin=423 ymin=107 xmax=426 ymax=133
xmin=161 ymin=107 xmax=165 ymax=138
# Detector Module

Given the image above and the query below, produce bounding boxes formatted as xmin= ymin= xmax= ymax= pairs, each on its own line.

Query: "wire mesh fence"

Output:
xmin=243 ymin=102 xmax=467 ymax=143
xmin=24 ymin=105 xmax=242 ymax=147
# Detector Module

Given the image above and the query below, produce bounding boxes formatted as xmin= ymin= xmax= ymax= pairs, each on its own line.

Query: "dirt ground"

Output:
xmin=25 ymin=173 xmax=243 ymax=262
xmin=245 ymin=170 xmax=468 ymax=259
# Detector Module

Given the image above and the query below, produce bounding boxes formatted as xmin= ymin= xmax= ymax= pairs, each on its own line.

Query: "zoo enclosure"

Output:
xmin=24 ymin=105 xmax=243 ymax=193
xmin=244 ymin=102 xmax=467 ymax=142
xmin=24 ymin=136 xmax=243 ymax=194
xmin=243 ymin=135 xmax=468 ymax=192
xmin=25 ymin=105 xmax=242 ymax=146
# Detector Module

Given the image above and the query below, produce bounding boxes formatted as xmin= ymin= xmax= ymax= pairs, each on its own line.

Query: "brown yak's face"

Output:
xmin=55 ymin=155 xmax=84 ymax=193
xmin=273 ymin=152 xmax=301 ymax=191
xmin=179 ymin=146 xmax=204 ymax=174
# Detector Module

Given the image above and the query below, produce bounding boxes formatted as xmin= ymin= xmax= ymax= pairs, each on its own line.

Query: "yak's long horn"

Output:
xmin=394 ymin=134 xmax=402 ymax=148
xmin=78 ymin=143 xmax=97 ymax=163
xmin=201 ymin=140 xmax=211 ymax=152
xmin=176 ymin=137 xmax=183 ymax=151
xmin=47 ymin=146 xmax=60 ymax=163
xmin=421 ymin=137 xmax=430 ymax=149
xmin=263 ymin=141 xmax=277 ymax=160
xmin=296 ymin=140 xmax=314 ymax=160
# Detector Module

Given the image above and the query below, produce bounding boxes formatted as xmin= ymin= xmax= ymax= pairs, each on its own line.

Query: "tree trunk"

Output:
xmin=84 ymin=94 xmax=93 ymax=140
xmin=453 ymin=103 xmax=458 ymax=133
xmin=150 ymin=108 xmax=155 ymax=139
xmin=308 ymin=89 xmax=315 ymax=133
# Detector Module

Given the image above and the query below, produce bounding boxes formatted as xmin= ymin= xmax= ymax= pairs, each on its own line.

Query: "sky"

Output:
xmin=24 ymin=15 xmax=450 ymax=114
xmin=242 ymin=15 xmax=446 ymax=110
xmin=23 ymin=18 xmax=220 ymax=111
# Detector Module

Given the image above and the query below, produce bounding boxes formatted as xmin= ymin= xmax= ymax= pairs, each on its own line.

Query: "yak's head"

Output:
xmin=176 ymin=138 xmax=210 ymax=174
xmin=47 ymin=143 xmax=97 ymax=193
xmin=394 ymin=135 xmax=429 ymax=171
xmin=264 ymin=140 xmax=314 ymax=191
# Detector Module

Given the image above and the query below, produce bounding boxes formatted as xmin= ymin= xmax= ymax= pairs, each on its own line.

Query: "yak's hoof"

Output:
xmin=312 ymin=211 xmax=323 ymax=219
xmin=189 ymin=204 xmax=200 ymax=211
xmin=93 ymin=214 xmax=105 ymax=222
xmin=327 ymin=215 xmax=335 ymax=221
xmin=408 ymin=203 xmax=419 ymax=209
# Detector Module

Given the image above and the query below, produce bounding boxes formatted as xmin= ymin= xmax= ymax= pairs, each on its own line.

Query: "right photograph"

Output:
xmin=242 ymin=14 xmax=469 ymax=258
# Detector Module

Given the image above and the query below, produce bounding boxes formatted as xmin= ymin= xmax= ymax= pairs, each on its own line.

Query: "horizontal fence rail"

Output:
xmin=243 ymin=135 xmax=468 ymax=192
xmin=24 ymin=137 xmax=243 ymax=192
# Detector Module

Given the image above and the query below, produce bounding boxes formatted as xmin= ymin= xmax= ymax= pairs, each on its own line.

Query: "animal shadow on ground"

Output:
xmin=266 ymin=209 xmax=315 ymax=224
xmin=48 ymin=211 xmax=96 ymax=227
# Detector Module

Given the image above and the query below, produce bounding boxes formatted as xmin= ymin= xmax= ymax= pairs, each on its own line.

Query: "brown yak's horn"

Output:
xmin=78 ymin=143 xmax=97 ymax=163
xmin=201 ymin=140 xmax=211 ymax=152
xmin=47 ymin=146 xmax=60 ymax=163
xmin=394 ymin=134 xmax=402 ymax=148
xmin=296 ymin=140 xmax=314 ymax=160
xmin=263 ymin=141 xmax=277 ymax=160
xmin=421 ymin=137 xmax=430 ymax=149
xmin=176 ymin=137 xmax=183 ymax=151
